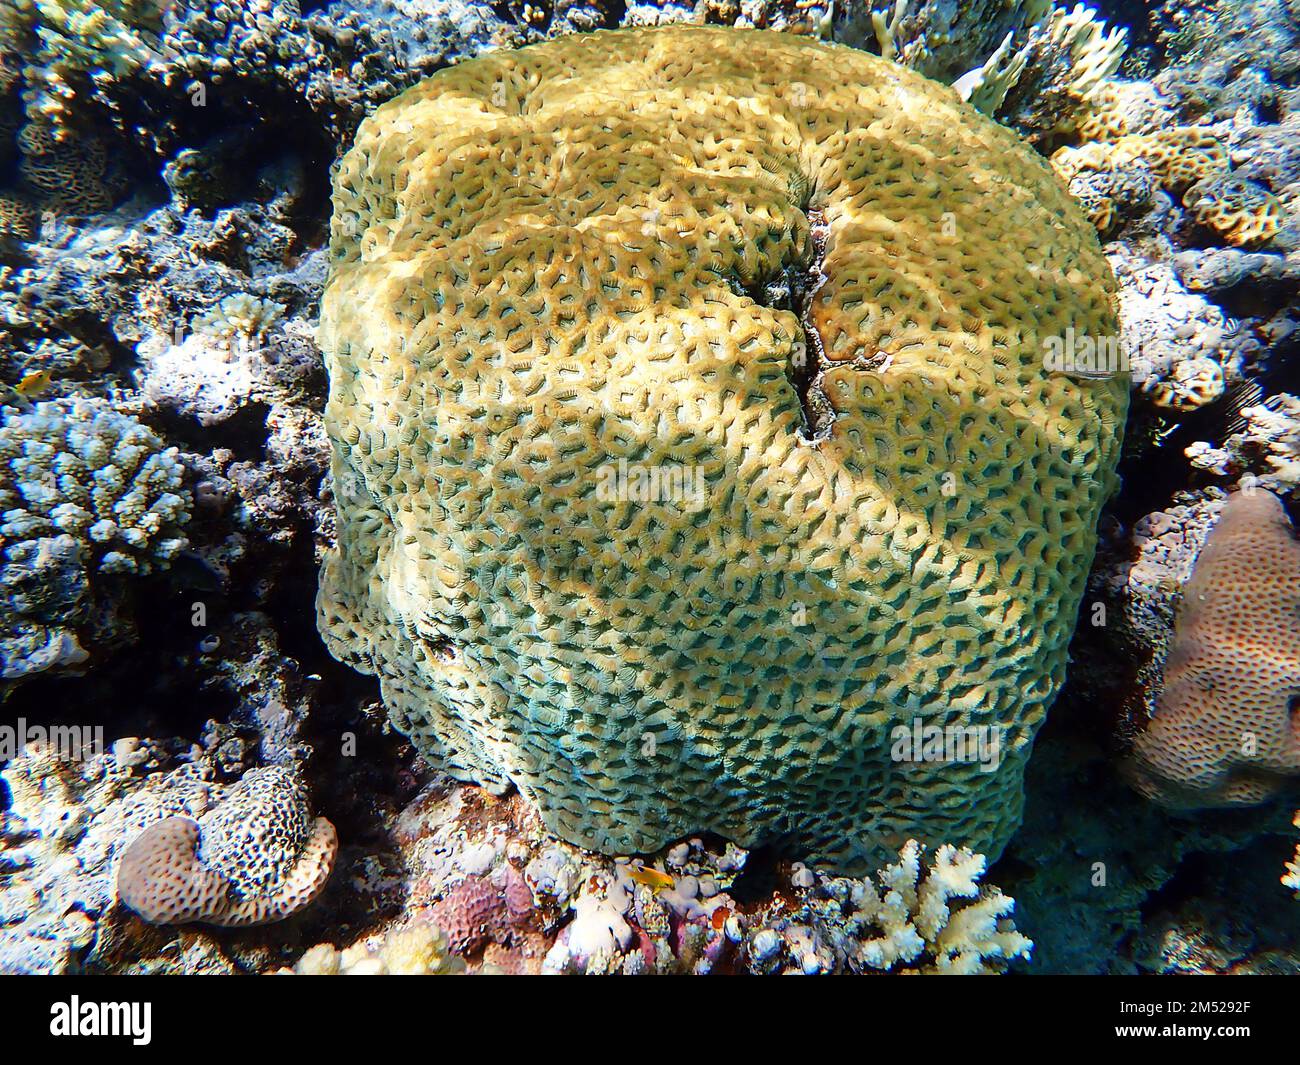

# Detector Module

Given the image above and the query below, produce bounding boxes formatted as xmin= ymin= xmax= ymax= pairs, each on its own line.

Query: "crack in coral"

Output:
xmin=790 ymin=207 xmax=835 ymax=443
xmin=736 ymin=207 xmax=838 ymax=442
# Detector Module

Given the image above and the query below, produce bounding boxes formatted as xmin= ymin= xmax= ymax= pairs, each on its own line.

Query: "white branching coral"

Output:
xmin=952 ymin=27 xmax=1034 ymax=114
xmin=191 ymin=294 xmax=286 ymax=341
xmin=1285 ymin=814 xmax=1300 ymax=900
xmin=745 ymin=840 xmax=1033 ymax=974
xmin=870 ymin=0 xmax=909 ymax=62
xmin=0 ymin=398 xmax=190 ymax=575
xmin=1234 ymin=396 xmax=1300 ymax=496
xmin=951 ymin=2 xmax=1124 ymax=117
xmin=974 ymin=3 xmax=1128 ymax=135
xmin=1187 ymin=394 xmax=1300 ymax=499
xmin=1043 ymin=3 xmax=1127 ymax=101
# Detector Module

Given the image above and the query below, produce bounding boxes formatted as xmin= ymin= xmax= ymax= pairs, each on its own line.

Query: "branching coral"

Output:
xmin=0 ymin=0 xmax=161 ymax=140
xmin=0 ymin=398 xmax=190 ymax=684
xmin=993 ymin=3 xmax=1127 ymax=137
xmin=0 ymin=0 xmax=456 ymax=187
xmin=542 ymin=838 xmax=748 ymax=973
xmin=1285 ymin=814 xmax=1300 ymax=899
xmin=191 ymin=294 xmax=286 ymax=342
xmin=952 ymin=26 xmax=1034 ymax=115
xmin=317 ymin=25 xmax=1126 ymax=871
xmin=851 ymin=0 xmax=1053 ymax=84
xmin=743 ymin=839 xmax=1033 ymax=973
xmin=1039 ymin=3 xmax=1127 ymax=101
xmin=1187 ymin=394 xmax=1300 ymax=499
xmin=825 ymin=2 xmax=1128 ymax=137
xmin=0 ymin=398 xmax=189 ymax=576
xmin=278 ymin=921 xmax=466 ymax=974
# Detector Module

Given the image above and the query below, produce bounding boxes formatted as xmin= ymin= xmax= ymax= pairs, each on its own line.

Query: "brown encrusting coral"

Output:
xmin=1131 ymin=490 xmax=1300 ymax=807
xmin=1182 ymin=174 xmax=1285 ymax=248
xmin=317 ymin=25 xmax=1128 ymax=871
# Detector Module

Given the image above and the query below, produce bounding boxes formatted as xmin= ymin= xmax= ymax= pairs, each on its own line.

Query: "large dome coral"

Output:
xmin=316 ymin=25 xmax=1127 ymax=870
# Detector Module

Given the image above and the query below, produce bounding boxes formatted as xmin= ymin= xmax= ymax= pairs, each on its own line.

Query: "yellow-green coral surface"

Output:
xmin=317 ymin=25 xmax=1127 ymax=870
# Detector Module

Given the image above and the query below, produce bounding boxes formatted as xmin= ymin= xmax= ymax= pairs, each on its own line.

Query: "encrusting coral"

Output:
xmin=0 ymin=190 xmax=39 ymax=244
xmin=1049 ymin=107 xmax=1288 ymax=248
xmin=1109 ymin=251 xmax=1236 ymax=413
xmin=1182 ymin=174 xmax=1285 ymax=249
xmin=1141 ymin=356 xmax=1224 ymax=412
xmin=116 ymin=766 xmax=338 ymax=927
xmin=14 ymin=123 xmax=115 ymax=215
xmin=1051 ymin=127 xmax=1231 ymax=195
xmin=1130 ymin=490 xmax=1300 ymax=807
xmin=317 ymin=25 xmax=1128 ymax=871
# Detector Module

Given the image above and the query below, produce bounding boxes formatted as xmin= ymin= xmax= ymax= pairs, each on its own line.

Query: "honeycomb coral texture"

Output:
xmin=1132 ymin=490 xmax=1300 ymax=807
xmin=317 ymin=26 xmax=1128 ymax=870
xmin=117 ymin=767 xmax=338 ymax=927
xmin=1182 ymin=174 xmax=1284 ymax=248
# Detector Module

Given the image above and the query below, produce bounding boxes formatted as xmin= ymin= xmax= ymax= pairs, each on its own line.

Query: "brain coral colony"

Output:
xmin=317 ymin=27 xmax=1126 ymax=872
xmin=0 ymin=0 xmax=1298 ymax=991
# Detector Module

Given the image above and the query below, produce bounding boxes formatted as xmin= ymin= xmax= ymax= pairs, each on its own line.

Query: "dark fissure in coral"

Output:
xmin=789 ymin=208 xmax=834 ymax=442
xmin=735 ymin=207 xmax=835 ymax=442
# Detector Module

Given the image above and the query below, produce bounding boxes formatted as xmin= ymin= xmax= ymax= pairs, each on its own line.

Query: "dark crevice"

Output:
xmin=725 ymin=843 xmax=787 ymax=903
xmin=789 ymin=208 xmax=835 ymax=443
xmin=1107 ymin=350 xmax=1300 ymax=527
xmin=735 ymin=206 xmax=839 ymax=443
xmin=151 ymin=400 xmax=272 ymax=463
xmin=602 ymin=0 xmax=627 ymax=26
xmin=492 ymin=0 xmax=554 ymax=33
xmin=415 ymin=633 xmax=460 ymax=666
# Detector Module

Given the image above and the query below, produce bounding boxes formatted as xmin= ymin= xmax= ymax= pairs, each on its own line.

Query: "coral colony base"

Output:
xmin=0 ymin=0 xmax=1298 ymax=987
